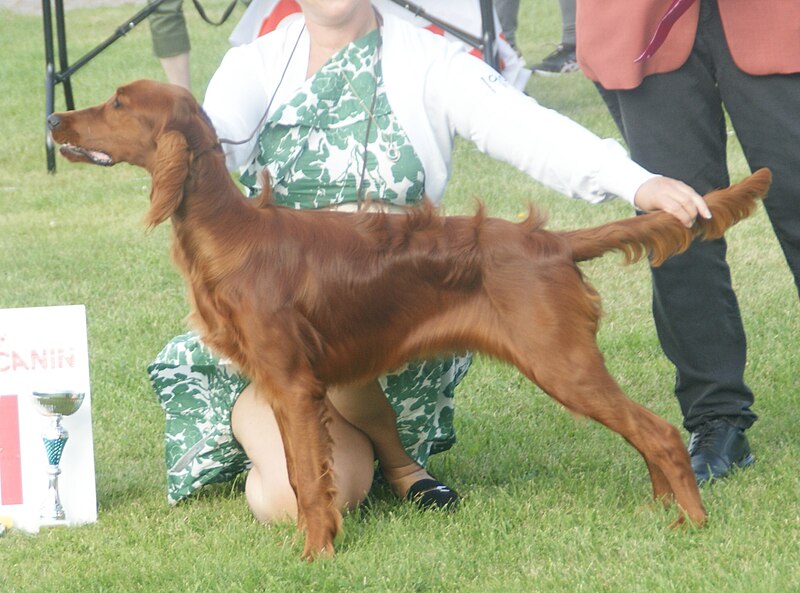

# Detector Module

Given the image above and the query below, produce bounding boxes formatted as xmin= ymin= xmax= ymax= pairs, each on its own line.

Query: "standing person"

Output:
xmin=577 ymin=0 xmax=800 ymax=482
xmin=147 ymin=0 xmax=193 ymax=90
xmin=149 ymin=0 xmax=712 ymax=522
xmin=533 ymin=0 xmax=577 ymax=75
xmin=494 ymin=0 xmax=520 ymax=52
xmin=494 ymin=0 xmax=578 ymax=73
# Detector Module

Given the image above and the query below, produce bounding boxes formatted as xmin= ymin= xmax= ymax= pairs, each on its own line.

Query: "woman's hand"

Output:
xmin=633 ymin=176 xmax=712 ymax=227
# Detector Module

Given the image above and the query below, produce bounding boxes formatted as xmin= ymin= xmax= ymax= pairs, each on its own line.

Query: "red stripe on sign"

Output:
xmin=0 ymin=395 xmax=24 ymax=505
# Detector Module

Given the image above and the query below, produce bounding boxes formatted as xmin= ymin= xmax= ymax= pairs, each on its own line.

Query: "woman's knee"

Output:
xmin=234 ymin=385 xmax=374 ymax=520
xmin=328 ymin=407 xmax=375 ymax=510
xmin=244 ymin=457 xmax=371 ymax=523
xmin=244 ymin=466 xmax=297 ymax=523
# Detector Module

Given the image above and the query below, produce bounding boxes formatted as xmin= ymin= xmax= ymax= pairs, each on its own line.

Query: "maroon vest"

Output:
xmin=577 ymin=0 xmax=800 ymax=90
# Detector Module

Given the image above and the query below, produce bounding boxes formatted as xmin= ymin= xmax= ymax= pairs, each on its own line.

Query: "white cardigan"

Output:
xmin=204 ymin=13 xmax=655 ymax=207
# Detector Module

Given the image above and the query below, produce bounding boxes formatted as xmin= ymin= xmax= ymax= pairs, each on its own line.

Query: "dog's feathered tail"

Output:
xmin=561 ymin=168 xmax=772 ymax=266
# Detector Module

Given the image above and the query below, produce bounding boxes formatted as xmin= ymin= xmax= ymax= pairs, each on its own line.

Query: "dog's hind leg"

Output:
xmin=507 ymin=325 xmax=706 ymax=526
xmin=548 ymin=361 xmax=702 ymax=524
xmin=645 ymin=460 xmax=674 ymax=505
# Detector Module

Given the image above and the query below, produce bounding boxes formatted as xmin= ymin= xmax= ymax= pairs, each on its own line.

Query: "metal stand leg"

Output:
xmin=42 ymin=0 xmax=57 ymax=172
xmin=479 ymin=0 xmax=498 ymax=70
xmin=55 ymin=0 xmax=75 ymax=111
xmin=41 ymin=0 xmax=170 ymax=172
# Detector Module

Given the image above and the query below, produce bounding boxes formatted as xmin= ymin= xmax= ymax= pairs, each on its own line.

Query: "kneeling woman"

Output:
xmin=149 ymin=0 xmax=709 ymax=521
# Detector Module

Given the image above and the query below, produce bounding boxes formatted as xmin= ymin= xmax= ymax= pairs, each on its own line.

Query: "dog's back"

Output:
xmin=222 ymin=169 xmax=770 ymax=387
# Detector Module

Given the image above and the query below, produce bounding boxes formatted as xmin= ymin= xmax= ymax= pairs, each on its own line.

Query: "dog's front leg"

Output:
xmin=267 ymin=381 xmax=342 ymax=560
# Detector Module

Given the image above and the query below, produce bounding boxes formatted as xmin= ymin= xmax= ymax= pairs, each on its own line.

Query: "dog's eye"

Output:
xmin=112 ymin=98 xmax=122 ymax=109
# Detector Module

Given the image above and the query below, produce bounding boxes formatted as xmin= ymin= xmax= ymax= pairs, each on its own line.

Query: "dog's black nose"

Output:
xmin=47 ymin=113 xmax=61 ymax=130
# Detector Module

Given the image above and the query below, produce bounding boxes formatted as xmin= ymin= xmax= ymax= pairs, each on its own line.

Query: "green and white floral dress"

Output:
xmin=148 ymin=29 xmax=471 ymax=505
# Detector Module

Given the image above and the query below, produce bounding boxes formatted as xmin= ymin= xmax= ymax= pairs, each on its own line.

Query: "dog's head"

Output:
xmin=49 ymin=80 xmax=219 ymax=227
xmin=48 ymin=80 xmax=207 ymax=170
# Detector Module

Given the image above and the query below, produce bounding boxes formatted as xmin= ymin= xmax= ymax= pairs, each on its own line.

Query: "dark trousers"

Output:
xmin=597 ymin=0 xmax=800 ymax=432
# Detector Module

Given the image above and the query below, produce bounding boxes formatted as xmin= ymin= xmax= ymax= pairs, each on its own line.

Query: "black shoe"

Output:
xmin=533 ymin=44 xmax=578 ymax=76
xmin=687 ymin=418 xmax=755 ymax=484
xmin=406 ymin=478 xmax=459 ymax=510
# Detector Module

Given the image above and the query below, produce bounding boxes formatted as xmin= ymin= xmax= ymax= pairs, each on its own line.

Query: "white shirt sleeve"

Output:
xmin=428 ymin=52 xmax=655 ymax=205
xmin=203 ymin=45 xmax=271 ymax=172
xmin=203 ymin=18 xmax=310 ymax=173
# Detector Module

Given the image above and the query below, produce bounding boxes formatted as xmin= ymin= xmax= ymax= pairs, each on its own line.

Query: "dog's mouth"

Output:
xmin=58 ymin=143 xmax=115 ymax=166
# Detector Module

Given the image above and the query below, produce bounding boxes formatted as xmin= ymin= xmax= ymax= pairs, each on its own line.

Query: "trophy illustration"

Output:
xmin=31 ymin=390 xmax=85 ymax=524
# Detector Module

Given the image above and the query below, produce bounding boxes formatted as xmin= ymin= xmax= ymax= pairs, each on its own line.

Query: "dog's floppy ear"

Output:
xmin=144 ymin=130 xmax=189 ymax=228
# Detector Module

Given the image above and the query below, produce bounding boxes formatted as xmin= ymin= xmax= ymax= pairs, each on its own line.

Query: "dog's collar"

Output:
xmin=192 ymin=142 xmax=223 ymax=161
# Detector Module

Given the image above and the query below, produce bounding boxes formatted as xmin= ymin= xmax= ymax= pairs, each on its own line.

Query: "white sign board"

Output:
xmin=0 ymin=305 xmax=97 ymax=532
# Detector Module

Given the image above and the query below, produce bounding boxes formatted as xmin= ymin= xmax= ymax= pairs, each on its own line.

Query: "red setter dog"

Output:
xmin=49 ymin=80 xmax=771 ymax=559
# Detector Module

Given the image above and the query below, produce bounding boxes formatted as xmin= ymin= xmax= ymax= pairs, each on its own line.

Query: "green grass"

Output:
xmin=1 ymin=1 xmax=799 ymax=591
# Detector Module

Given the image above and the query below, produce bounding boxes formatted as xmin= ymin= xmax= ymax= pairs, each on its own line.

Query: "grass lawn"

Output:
xmin=1 ymin=1 xmax=798 ymax=591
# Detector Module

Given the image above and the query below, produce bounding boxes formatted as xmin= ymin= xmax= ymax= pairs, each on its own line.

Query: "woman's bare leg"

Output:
xmin=327 ymin=381 xmax=446 ymax=499
xmin=231 ymin=385 xmax=374 ymax=522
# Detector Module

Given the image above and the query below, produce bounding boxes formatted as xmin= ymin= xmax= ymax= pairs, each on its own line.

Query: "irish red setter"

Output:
xmin=48 ymin=80 xmax=771 ymax=559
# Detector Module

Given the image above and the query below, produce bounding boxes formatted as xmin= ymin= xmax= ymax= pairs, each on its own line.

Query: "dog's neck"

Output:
xmin=182 ymin=120 xmax=237 ymax=201
xmin=167 ymin=116 xmax=271 ymax=270
xmin=191 ymin=141 xmax=223 ymax=162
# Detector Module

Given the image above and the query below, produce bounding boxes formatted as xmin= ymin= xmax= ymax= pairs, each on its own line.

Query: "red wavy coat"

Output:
xmin=48 ymin=81 xmax=772 ymax=559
